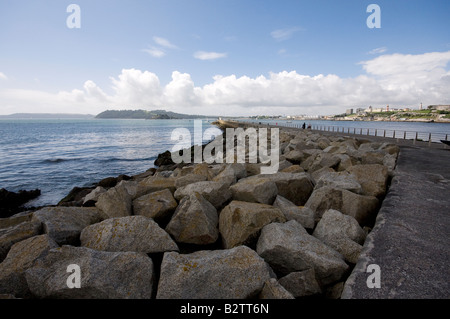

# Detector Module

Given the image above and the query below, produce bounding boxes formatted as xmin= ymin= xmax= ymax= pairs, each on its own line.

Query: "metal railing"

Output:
xmin=232 ymin=120 xmax=449 ymax=146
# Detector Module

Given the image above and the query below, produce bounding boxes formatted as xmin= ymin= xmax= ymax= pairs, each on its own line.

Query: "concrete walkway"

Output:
xmin=342 ymin=145 xmax=450 ymax=299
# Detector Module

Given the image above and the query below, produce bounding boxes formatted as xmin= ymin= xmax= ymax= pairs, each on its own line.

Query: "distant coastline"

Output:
xmin=0 ymin=113 xmax=95 ymax=120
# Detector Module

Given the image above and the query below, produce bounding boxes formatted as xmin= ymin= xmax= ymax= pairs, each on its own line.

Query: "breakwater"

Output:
xmin=0 ymin=119 xmax=400 ymax=299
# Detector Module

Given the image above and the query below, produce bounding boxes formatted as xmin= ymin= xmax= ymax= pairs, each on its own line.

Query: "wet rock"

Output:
xmin=0 ymin=188 xmax=41 ymax=218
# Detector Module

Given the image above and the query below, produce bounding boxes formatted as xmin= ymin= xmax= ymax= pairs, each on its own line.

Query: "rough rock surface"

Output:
xmin=229 ymin=177 xmax=278 ymax=205
xmin=80 ymin=215 xmax=178 ymax=253
xmin=156 ymin=246 xmax=273 ymax=299
xmin=0 ymin=235 xmax=58 ymax=297
xmin=256 ymin=220 xmax=348 ymax=286
xmin=174 ymin=181 xmax=232 ymax=209
xmin=166 ymin=193 xmax=219 ymax=245
xmin=0 ymin=220 xmax=42 ymax=262
xmin=273 ymin=195 xmax=315 ymax=230
xmin=32 ymin=207 xmax=102 ymax=245
xmin=132 ymin=188 xmax=178 ymax=221
xmin=25 ymin=246 xmax=155 ymax=299
xmin=219 ymin=200 xmax=286 ymax=249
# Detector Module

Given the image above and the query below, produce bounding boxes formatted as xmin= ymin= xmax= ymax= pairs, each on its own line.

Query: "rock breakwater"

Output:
xmin=0 ymin=123 xmax=399 ymax=299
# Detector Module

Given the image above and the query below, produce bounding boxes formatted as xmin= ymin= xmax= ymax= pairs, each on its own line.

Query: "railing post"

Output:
xmin=428 ymin=133 xmax=432 ymax=146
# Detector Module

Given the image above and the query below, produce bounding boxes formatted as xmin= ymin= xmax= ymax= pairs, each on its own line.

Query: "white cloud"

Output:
xmin=368 ymin=47 xmax=387 ymax=54
xmin=0 ymin=72 xmax=7 ymax=80
xmin=270 ymin=27 xmax=302 ymax=41
xmin=1 ymin=51 xmax=449 ymax=116
xmin=193 ymin=51 xmax=227 ymax=60
xmin=142 ymin=47 xmax=166 ymax=58
xmin=153 ymin=36 xmax=178 ymax=49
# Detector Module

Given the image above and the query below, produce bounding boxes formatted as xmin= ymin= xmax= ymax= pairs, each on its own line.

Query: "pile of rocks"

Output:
xmin=0 ymin=127 xmax=399 ymax=299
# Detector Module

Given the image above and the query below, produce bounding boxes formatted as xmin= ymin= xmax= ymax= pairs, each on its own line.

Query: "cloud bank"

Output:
xmin=1 ymin=51 xmax=449 ymax=116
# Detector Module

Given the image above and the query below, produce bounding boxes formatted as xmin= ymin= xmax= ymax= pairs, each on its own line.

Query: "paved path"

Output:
xmin=342 ymin=145 xmax=450 ymax=298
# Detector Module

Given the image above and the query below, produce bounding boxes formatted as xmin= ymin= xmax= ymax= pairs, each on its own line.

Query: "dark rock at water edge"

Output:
xmin=0 ymin=188 xmax=41 ymax=218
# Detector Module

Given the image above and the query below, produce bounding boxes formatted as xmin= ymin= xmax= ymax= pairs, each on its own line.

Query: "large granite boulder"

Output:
xmin=258 ymin=278 xmax=295 ymax=299
xmin=313 ymin=209 xmax=366 ymax=264
xmin=132 ymin=188 xmax=178 ymax=222
xmin=0 ymin=235 xmax=58 ymax=297
xmin=273 ymin=195 xmax=314 ymax=230
xmin=166 ymin=193 xmax=219 ymax=245
xmin=174 ymin=181 xmax=232 ymax=209
xmin=0 ymin=220 xmax=42 ymax=262
xmin=229 ymin=177 xmax=278 ymax=205
xmin=80 ymin=215 xmax=178 ymax=253
xmin=278 ymin=269 xmax=322 ymax=298
xmin=25 ymin=246 xmax=154 ymax=299
xmin=314 ymin=171 xmax=363 ymax=194
xmin=156 ymin=246 xmax=273 ymax=299
xmin=347 ymin=164 xmax=389 ymax=198
xmin=245 ymin=172 xmax=314 ymax=206
xmin=219 ymin=200 xmax=286 ymax=249
xmin=32 ymin=207 xmax=102 ymax=246
xmin=304 ymin=186 xmax=379 ymax=225
xmin=95 ymin=183 xmax=132 ymax=219
xmin=256 ymin=220 xmax=348 ymax=286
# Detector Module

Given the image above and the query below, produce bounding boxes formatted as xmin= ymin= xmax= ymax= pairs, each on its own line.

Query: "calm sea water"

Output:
xmin=0 ymin=119 xmax=219 ymax=207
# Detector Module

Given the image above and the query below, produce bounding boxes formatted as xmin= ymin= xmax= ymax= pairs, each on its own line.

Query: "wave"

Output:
xmin=100 ymin=156 xmax=157 ymax=163
xmin=42 ymin=158 xmax=79 ymax=163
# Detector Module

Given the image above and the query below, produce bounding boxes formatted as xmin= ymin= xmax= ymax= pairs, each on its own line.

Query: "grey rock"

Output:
xmin=273 ymin=195 xmax=314 ymax=229
xmin=258 ymin=278 xmax=295 ymax=299
xmin=278 ymin=269 xmax=322 ymax=297
xmin=25 ymin=246 xmax=154 ymax=299
xmin=133 ymin=188 xmax=178 ymax=221
xmin=156 ymin=246 xmax=273 ymax=299
xmin=347 ymin=164 xmax=389 ymax=198
xmin=80 ymin=215 xmax=178 ymax=253
xmin=314 ymin=171 xmax=363 ymax=194
xmin=32 ymin=207 xmax=102 ymax=246
xmin=95 ymin=183 xmax=132 ymax=219
xmin=174 ymin=181 xmax=232 ymax=209
xmin=256 ymin=220 xmax=348 ymax=286
xmin=313 ymin=209 xmax=366 ymax=264
xmin=229 ymin=177 xmax=278 ymax=205
xmin=0 ymin=220 xmax=42 ymax=262
xmin=304 ymin=186 xmax=379 ymax=225
xmin=82 ymin=186 xmax=106 ymax=205
xmin=219 ymin=200 xmax=286 ymax=249
xmin=0 ymin=235 xmax=58 ymax=297
xmin=166 ymin=193 xmax=219 ymax=245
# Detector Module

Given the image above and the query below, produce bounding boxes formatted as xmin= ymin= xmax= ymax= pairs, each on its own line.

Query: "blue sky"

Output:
xmin=0 ymin=0 xmax=449 ymax=116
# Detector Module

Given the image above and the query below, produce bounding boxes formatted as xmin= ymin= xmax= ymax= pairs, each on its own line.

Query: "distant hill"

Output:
xmin=0 ymin=113 xmax=95 ymax=119
xmin=95 ymin=109 xmax=214 ymax=119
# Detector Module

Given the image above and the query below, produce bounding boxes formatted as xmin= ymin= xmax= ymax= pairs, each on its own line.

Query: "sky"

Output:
xmin=0 ymin=0 xmax=449 ymax=116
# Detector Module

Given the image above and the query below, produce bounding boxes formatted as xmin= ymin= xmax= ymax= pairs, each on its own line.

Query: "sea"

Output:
xmin=0 ymin=118 xmax=449 ymax=207
xmin=0 ymin=118 xmax=221 ymax=207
